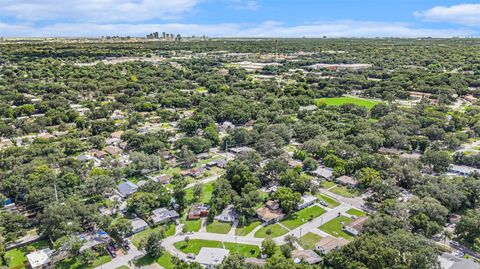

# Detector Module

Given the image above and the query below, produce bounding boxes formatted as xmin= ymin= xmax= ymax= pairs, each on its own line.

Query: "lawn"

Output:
xmin=55 ymin=255 xmax=111 ymax=269
xmin=183 ymin=219 xmax=202 ymax=232
xmin=346 ymin=208 xmax=366 ymax=217
xmin=317 ymin=194 xmax=340 ymax=208
xmin=298 ymin=232 xmax=323 ymax=250
xmin=254 ymin=223 xmax=289 ymax=238
xmin=280 ymin=205 xmax=327 ymax=230
xmin=131 ymin=223 xmax=176 ymax=248
xmin=185 ymin=181 xmax=214 ymax=204
xmin=320 ymin=181 xmax=337 ymax=189
xmin=5 ymin=240 xmax=51 ymax=269
xmin=316 ymin=97 xmax=382 ymax=109
xmin=156 ymin=251 xmax=175 ymax=269
xmin=206 ymin=221 xmax=231 ymax=234
xmin=235 ymin=221 xmax=261 ymax=236
xmin=224 ymin=242 xmax=261 ymax=258
xmin=115 ymin=266 xmax=130 ymax=269
xmin=330 ymin=186 xmax=359 ymax=198
xmin=319 ymin=216 xmax=353 ymax=240
xmin=174 ymin=239 xmax=223 ymax=255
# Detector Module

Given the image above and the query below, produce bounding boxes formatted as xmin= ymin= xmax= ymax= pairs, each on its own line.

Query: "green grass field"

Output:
xmin=156 ymin=252 xmax=175 ymax=269
xmin=183 ymin=219 xmax=202 ymax=232
xmin=298 ymin=232 xmax=323 ymax=250
xmin=317 ymin=194 xmax=340 ymax=208
xmin=115 ymin=266 xmax=130 ymax=269
xmin=319 ymin=216 xmax=353 ymax=240
xmin=254 ymin=223 xmax=289 ymax=238
xmin=224 ymin=242 xmax=261 ymax=258
xmin=206 ymin=221 xmax=232 ymax=234
xmin=346 ymin=208 xmax=366 ymax=217
xmin=280 ymin=205 xmax=327 ymax=230
xmin=185 ymin=181 xmax=214 ymax=204
xmin=174 ymin=239 xmax=224 ymax=255
xmin=316 ymin=97 xmax=382 ymax=109
xmin=330 ymin=186 xmax=359 ymax=198
xmin=320 ymin=181 xmax=337 ymax=189
xmin=235 ymin=221 xmax=261 ymax=236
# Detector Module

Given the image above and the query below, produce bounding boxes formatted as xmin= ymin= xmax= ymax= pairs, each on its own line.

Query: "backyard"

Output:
xmin=329 ymin=186 xmax=359 ymax=198
xmin=131 ymin=223 xmax=176 ymax=248
xmin=4 ymin=240 xmax=51 ymax=269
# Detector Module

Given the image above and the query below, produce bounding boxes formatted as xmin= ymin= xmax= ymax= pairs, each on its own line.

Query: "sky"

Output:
xmin=0 ymin=0 xmax=479 ymax=37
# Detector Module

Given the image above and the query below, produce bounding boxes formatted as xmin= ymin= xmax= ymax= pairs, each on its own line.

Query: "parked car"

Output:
xmin=319 ymin=200 xmax=329 ymax=207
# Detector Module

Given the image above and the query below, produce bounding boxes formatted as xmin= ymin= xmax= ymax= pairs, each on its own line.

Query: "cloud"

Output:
xmin=0 ymin=20 xmax=475 ymax=38
xmin=414 ymin=4 xmax=480 ymax=26
xmin=0 ymin=0 xmax=202 ymax=23
xmin=228 ymin=0 xmax=258 ymax=11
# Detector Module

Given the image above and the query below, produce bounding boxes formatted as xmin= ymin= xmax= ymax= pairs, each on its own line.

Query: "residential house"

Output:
xmin=151 ymin=208 xmax=179 ymax=224
xmin=104 ymin=145 xmax=123 ymax=156
xmin=296 ymin=195 xmax=318 ymax=210
xmin=257 ymin=200 xmax=285 ymax=223
xmin=228 ymin=146 xmax=254 ymax=154
xmin=309 ymin=166 xmax=333 ymax=180
xmin=196 ymin=248 xmax=229 ymax=269
xmin=196 ymin=153 xmax=210 ymax=159
xmin=188 ymin=204 xmax=210 ymax=220
xmin=131 ymin=218 xmax=148 ymax=234
xmin=344 ymin=216 xmax=369 ymax=236
xmin=214 ymin=204 xmax=238 ymax=223
xmin=206 ymin=159 xmax=227 ymax=169
xmin=448 ymin=214 xmax=461 ymax=224
xmin=26 ymin=248 xmax=54 ymax=269
xmin=151 ymin=174 xmax=172 ymax=184
xmin=190 ymin=167 xmax=205 ymax=178
xmin=315 ymin=236 xmax=349 ymax=254
xmin=335 ymin=175 xmax=358 ymax=187
xmin=92 ymin=150 xmax=108 ymax=159
xmin=117 ymin=180 xmax=138 ymax=198
xmin=291 ymin=250 xmax=322 ymax=264
xmin=111 ymin=131 xmax=123 ymax=139
xmin=448 ymin=165 xmax=480 ymax=176
xmin=180 ymin=170 xmax=191 ymax=177
xmin=79 ymin=231 xmax=110 ymax=252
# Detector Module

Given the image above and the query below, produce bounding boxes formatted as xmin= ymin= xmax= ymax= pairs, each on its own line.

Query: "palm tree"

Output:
xmin=284 ymin=234 xmax=297 ymax=247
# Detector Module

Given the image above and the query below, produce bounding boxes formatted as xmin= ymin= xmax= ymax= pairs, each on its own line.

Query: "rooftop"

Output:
xmin=195 ymin=247 xmax=229 ymax=265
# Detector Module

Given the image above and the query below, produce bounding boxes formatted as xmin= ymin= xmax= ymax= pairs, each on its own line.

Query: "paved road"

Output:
xmin=94 ymin=244 xmax=144 ymax=269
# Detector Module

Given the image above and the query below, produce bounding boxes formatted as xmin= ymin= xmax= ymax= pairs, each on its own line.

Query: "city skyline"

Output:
xmin=0 ymin=0 xmax=479 ymax=37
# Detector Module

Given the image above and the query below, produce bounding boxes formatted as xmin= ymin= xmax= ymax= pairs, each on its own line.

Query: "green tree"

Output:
xmin=261 ymin=238 xmax=277 ymax=258
xmin=272 ymin=187 xmax=301 ymax=214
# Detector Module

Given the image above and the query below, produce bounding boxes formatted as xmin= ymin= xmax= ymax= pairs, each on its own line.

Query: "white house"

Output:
xmin=296 ymin=195 xmax=318 ymax=210
xmin=196 ymin=248 xmax=229 ymax=268
xmin=344 ymin=216 xmax=369 ymax=236
xmin=214 ymin=204 xmax=238 ymax=223
xmin=131 ymin=218 xmax=148 ymax=234
xmin=26 ymin=248 xmax=54 ymax=269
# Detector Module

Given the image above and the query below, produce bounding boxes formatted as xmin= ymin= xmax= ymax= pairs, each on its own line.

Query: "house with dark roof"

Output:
xmin=117 ymin=180 xmax=138 ymax=198
xmin=188 ymin=204 xmax=210 ymax=220
xmin=315 ymin=236 xmax=350 ymax=254
xmin=151 ymin=208 xmax=179 ymax=224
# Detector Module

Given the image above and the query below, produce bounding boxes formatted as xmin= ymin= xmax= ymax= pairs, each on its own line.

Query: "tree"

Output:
xmin=192 ymin=183 xmax=203 ymax=203
xmin=225 ymin=161 xmax=260 ymax=194
xmin=272 ymin=187 xmax=301 ymax=214
xmin=261 ymin=238 xmax=277 ymax=258
xmin=302 ymin=157 xmax=318 ymax=171
xmin=420 ymin=150 xmax=451 ymax=173
xmin=280 ymin=244 xmax=292 ymax=258
xmin=284 ymin=234 xmax=297 ymax=247
xmin=184 ymin=236 xmax=190 ymax=246
xmin=0 ymin=235 xmax=5 ymax=265
xmin=454 ymin=209 xmax=480 ymax=248
xmin=78 ymin=249 xmax=96 ymax=266
xmin=54 ymin=235 xmax=82 ymax=257
xmin=355 ymin=167 xmax=381 ymax=188
xmin=180 ymin=146 xmax=197 ymax=168
xmin=141 ymin=232 xmax=164 ymax=258
xmin=323 ymin=231 xmax=440 ymax=269
xmin=107 ymin=217 xmax=132 ymax=240
xmin=203 ymin=123 xmax=220 ymax=145
xmin=172 ymin=178 xmax=188 ymax=213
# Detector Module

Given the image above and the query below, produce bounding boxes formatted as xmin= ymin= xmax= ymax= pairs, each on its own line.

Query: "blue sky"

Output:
xmin=0 ymin=0 xmax=479 ymax=37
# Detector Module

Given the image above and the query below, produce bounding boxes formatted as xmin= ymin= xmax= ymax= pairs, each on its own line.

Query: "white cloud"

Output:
xmin=0 ymin=0 xmax=202 ymax=23
xmin=414 ymin=4 xmax=480 ymax=26
xmin=228 ymin=0 xmax=258 ymax=11
xmin=0 ymin=20 xmax=475 ymax=38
